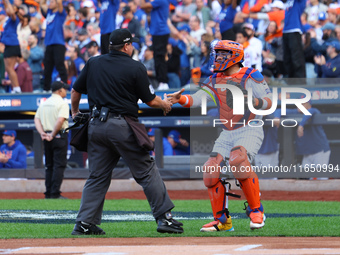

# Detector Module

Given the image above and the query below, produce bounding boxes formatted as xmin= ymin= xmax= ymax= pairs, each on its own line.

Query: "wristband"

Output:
xmin=179 ymin=95 xmax=192 ymax=108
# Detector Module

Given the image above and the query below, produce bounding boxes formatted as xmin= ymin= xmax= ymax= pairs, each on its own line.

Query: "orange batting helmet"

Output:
xmin=213 ymin=40 xmax=244 ymax=72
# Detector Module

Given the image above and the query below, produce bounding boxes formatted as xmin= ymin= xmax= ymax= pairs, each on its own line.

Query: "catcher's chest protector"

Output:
xmin=213 ymin=67 xmax=257 ymax=130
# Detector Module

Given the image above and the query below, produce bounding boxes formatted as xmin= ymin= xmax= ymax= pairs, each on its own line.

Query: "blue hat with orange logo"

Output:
xmin=3 ymin=130 xmax=16 ymax=137
xmin=168 ymin=130 xmax=181 ymax=143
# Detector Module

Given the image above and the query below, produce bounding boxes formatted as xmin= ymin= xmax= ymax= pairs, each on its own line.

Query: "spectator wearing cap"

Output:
xmin=34 ymin=81 xmax=70 ymax=199
xmin=167 ymin=130 xmax=190 ymax=155
xmin=141 ymin=0 xmax=171 ymax=90
xmin=305 ymin=0 xmax=328 ymax=27
xmin=314 ymin=40 xmax=340 ymax=78
xmin=0 ymin=130 xmax=27 ymax=169
xmin=120 ymin=6 xmax=141 ymax=43
xmin=310 ymin=22 xmax=337 ymax=57
xmin=167 ymin=37 xmax=182 ymax=88
xmin=87 ymin=40 xmax=100 ymax=59
xmin=99 ymin=0 xmax=119 ymax=54
xmin=243 ymin=23 xmax=263 ymax=71
xmin=282 ymin=0 xmax=306 ymax=79
xmin=147 ymin=128 xmax=174 ymax=156
xmin=40 ymin=0 xmax=68 ymax=92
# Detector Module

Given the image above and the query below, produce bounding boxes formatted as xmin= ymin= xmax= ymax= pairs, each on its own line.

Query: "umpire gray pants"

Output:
xmin=76 ymin=116 xmax=174 ymax=225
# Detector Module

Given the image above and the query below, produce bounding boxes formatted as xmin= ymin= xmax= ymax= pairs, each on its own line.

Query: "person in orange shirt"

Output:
xmin=248 ymin=0 xmax=285 ymax=30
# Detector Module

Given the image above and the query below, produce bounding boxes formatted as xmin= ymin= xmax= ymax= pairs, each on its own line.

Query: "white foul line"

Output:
xmin=234 ymin=244 xmax=262 ymax=251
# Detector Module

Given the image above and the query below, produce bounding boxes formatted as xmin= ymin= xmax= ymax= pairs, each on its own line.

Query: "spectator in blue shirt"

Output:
xmin=141 ymin=0 xmax=170 ymax=90
xmin=314 ymin=40 xmax=340 ymax=78
xmin=99 ymin=0 xmax=119 ymax=54
xmin=0 ymin=130 xmax=27 ymax=169
xmin=41 ymin=0 xmax=68 ymax=92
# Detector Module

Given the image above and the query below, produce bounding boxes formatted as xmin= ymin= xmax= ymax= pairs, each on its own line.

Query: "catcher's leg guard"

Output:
xmin=229 ymin=146 xmax=265 ymax=229
xmin=201 ymin=154 xmax=234 ymax=232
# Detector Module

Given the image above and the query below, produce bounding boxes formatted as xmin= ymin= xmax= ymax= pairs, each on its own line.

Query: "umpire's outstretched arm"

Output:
xmin=146 ymin=93 xmax=172 ymax=116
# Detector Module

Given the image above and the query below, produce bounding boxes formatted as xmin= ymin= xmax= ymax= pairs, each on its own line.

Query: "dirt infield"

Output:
xmin=1 ymin=190 xmax=340 ymax=201
xmin=1 ymin=237 xmax=340 ymax=254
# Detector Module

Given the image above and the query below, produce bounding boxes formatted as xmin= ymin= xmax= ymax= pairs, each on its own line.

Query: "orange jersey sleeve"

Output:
xmin=249 ymin=0 xmax=268 ymax=13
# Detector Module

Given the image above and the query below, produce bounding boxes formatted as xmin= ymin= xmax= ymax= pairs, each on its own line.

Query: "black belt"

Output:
xmin=92 ymin=110 xmax=123 ymax=119
xmin=45 ymin=130 xmax=67 ymax=135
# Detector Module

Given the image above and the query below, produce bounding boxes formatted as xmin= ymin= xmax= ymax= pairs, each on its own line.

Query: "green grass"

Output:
xmin=1 ymin=199 xmax=340 ymax=238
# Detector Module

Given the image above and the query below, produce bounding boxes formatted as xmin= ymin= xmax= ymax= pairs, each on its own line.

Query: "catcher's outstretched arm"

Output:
xmin=168 ymin=86 xmax=215 ymax=108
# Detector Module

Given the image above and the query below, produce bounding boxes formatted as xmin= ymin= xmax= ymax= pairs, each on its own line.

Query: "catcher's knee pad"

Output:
xmin=229 ymin=146 xmax=257 ymax=180
xmin=203 ymin=153 xmax=223 ymax=188
xmin=229 ymin=146 xmax=261 ymax=210
xmin=207 ymin=180 xmax=229 ymax=223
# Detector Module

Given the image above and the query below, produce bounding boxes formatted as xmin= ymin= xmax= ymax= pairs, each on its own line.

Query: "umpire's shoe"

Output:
xmin=71 ymin=221 xmax=106 ymax=235
xmin=157 ymin=211 xmax=184 ymax=234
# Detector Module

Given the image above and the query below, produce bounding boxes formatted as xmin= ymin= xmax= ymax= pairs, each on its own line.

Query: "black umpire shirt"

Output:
xmin=72 ymin=50 xmax=156 ymax=118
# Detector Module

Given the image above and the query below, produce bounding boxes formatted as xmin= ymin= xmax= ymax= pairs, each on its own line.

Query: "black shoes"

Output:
xmin=157 ymin=211 xmax=184 ymax=234
xmin=71 ymin=221 xmax=106 ymax=235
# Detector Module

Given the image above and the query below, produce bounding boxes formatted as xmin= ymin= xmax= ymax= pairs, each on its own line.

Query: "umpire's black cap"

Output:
xmin=109 ymin=29 xmax=139 ymax=46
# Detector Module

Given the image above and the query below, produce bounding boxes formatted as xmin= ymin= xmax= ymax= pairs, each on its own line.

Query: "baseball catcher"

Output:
xmin=168 ymin=40 xmax=272 ymax=231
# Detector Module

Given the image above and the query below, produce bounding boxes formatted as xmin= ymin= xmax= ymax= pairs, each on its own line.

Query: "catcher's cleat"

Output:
xmin=200 ymin=215 xmax=234 ymax=232
xmin=71 ymin=221 xmax=106 ymax=235
xmin=245 ymin=203 xmax=266 ymax=230
xmin=249 ymin=212 xmax=266 ymax=230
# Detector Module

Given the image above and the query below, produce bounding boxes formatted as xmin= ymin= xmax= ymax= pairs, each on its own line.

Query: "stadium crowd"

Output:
xmin=0 ymin=0 xmax=339 ymax=93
